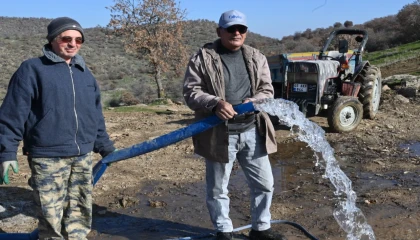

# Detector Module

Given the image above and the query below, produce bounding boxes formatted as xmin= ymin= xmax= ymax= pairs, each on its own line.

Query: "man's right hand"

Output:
xmin=0 ymin=160 xmax=19 ymax=185
xmin=214 ymin=100 xmax=237 ymax=121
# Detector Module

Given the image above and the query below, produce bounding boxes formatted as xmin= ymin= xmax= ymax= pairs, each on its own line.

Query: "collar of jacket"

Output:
xmin=42 ymin=44 xmax=86 ymax=71
xmin=201 ymin=39 xmax=257 ymax=97
xmin=202 ymin=39 xmax=255 ymax=62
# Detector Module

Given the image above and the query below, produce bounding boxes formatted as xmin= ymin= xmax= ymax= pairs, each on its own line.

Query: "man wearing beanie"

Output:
xmin=183 ymin=10 xmax=287 ymax=240
xmin=0 ymin=17 xmax=115 ymax=239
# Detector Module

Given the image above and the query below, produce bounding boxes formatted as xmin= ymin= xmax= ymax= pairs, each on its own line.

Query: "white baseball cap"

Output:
xmin=218 ymin=10 xmax=247 ymax=28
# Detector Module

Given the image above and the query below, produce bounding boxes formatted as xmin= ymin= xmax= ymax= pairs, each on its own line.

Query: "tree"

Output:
xmin=397 ymin=0 xmax=420 ymax=43
xmin=344 ymin=20 xmax=353 ymax=28
xmin=107 ymin=0 xmax=188 ymax=99
xmin=333 ymin=22 xmax=342 ymax=28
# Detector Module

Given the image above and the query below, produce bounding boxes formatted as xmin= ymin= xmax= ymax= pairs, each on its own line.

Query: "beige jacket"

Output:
xmin=183 ymin=39 xmax=277 ymax=163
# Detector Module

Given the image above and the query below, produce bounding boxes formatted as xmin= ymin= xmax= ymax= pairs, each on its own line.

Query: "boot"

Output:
xmin=216 ymin=231 xmax=233 ymax=240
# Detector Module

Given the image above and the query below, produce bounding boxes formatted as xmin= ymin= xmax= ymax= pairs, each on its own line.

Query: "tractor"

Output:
xmin=268 ymin=29 xmax=382 ymax=132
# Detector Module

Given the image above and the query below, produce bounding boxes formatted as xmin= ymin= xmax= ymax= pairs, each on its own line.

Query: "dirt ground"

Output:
xmin=1 ymin=68 xmax=419 ymax=239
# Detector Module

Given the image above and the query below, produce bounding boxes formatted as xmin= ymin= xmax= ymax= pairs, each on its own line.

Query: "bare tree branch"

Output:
xmin=107 ymin=0 xmax=187 ymax=98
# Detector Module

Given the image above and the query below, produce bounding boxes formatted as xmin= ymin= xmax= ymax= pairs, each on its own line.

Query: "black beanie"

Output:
xmin=46 ymin=17 xmax=85 ymax=43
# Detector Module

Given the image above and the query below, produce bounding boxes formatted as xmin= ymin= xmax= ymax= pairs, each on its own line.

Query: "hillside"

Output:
xmin=366 ymin=40 xmax=420 ymax=77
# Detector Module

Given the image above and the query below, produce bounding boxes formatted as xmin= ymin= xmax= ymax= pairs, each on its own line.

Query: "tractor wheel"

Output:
xmin=358 ymin=65 xmax=382 ymax=119
xmin=269 ymin=114 xmax=281 ymax=125
xmin=328 ymin=97 xmax=363 ymax=133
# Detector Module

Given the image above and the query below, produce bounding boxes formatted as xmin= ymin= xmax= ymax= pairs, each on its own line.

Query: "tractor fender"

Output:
xmin=352 ymin=60 xmax=370 ymax=81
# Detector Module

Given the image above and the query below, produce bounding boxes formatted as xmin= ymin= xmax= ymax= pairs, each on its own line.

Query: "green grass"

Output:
xmin=365 ymin=40 xmax=420 ymax=66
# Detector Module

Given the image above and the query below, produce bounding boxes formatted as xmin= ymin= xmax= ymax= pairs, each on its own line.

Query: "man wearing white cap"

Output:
xmin=183 ymin=10 xmax=286 ymax=240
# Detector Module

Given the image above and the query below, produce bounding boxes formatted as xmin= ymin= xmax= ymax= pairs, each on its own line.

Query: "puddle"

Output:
xmin=269 ymin=142 xmax=316 ymax=192
xmin=229 ymin=141 xmax=317 ymax=193
xmin=399 ymin=141 xmax=420 ymax=157
xmin=351 ymin=172 xmax=398 ymax=192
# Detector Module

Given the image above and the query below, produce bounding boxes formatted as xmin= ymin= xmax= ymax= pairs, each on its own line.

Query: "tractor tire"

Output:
xmin=269 ymin=114 xmax=281 ymax=125
xmin=328 ymin=96 xmax=363 ymax=133
xmin=358 ymin=65 xmax=382 ymax=119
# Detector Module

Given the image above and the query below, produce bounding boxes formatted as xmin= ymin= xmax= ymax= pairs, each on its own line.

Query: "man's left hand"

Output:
xmin=0 ymin=160 xmax=19 ymax=185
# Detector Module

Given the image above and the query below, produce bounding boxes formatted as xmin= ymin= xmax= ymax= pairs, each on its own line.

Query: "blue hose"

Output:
xmin=92 ymin=102 xmax=255 ymax=185
xmin=0 ymin=102 xmax=255 ymax=240
xmin=0 ymin=230 xmax=38 ymax=240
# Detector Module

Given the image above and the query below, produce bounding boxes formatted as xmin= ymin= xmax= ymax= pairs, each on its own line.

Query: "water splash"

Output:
xmin=254 ymin=98 xmax=375 ymax=240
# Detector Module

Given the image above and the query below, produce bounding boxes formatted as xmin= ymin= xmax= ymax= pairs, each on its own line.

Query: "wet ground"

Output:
xmin=87 ymin=137 xmax=419 ymax=240
xmin=400 ymin=142 xmax=420 ymax=157
xmin=87 ymin=141 xmax=348 ymax=240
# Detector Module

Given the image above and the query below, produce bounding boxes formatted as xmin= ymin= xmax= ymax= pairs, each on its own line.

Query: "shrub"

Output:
xmin=121 ymin=91 xmax=140 ymax=106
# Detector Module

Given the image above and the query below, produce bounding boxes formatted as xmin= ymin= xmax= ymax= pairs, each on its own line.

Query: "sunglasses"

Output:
xmin=225 ymin=25 xmax=248 ymax=34
xmin=57 ymin=36 xmax=83 ymax=44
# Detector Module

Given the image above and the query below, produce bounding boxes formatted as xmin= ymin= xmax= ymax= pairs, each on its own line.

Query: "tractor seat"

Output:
xmin=327 ymin=51 xmax=341 ymax=58
xmin=326 ymin=50 xmax=342 ymax=59
xmin=325 ymin=39 xmax=349 ymax=60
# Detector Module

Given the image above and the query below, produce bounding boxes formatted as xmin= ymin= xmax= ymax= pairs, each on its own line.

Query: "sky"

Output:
xmin=0 ymin=0 xmax=415 ymax=39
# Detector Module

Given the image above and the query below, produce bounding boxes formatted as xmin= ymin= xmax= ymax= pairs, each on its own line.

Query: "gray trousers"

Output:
xmin=29 ymin=153 xmax=93 ymax=240
xmin=205 ymin=127 xmax=274 ymax=232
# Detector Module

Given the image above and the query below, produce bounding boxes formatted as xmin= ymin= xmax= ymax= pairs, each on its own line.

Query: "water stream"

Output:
xmin=254 ymin=98 xmax=375 ymax=240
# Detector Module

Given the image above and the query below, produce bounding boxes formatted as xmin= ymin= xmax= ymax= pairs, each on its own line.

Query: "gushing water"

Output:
xmin=254 ymin=98 xmax=375 ymax=240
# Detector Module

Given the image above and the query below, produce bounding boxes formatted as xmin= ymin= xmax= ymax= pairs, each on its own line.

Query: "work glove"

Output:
xmin=0 ymin=160 xmax=19 ymax=185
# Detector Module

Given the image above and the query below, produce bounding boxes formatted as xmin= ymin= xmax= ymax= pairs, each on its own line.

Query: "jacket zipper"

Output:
xmin=213 ymin=58 xmax=225 ymax=99
xmin=69 ymin=65 xmax=81 ymax=155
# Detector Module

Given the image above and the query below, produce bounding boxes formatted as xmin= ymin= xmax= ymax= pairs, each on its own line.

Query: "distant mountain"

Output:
xmin=0 ymin=17 xmax=50 ymax=37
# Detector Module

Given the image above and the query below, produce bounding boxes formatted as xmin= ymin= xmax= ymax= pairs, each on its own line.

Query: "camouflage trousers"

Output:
xmin=28 ymin=152 xmax=93 ymax=240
